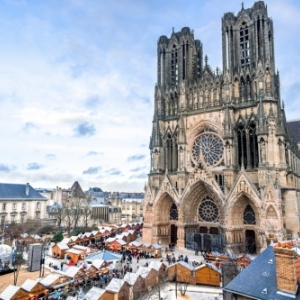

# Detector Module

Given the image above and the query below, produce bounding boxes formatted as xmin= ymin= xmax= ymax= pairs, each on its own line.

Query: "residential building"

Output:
xmin=0 ymin=183 xmax=47 ymax=224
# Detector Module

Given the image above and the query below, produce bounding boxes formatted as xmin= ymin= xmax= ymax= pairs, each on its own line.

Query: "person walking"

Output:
xmin=60 ymin=262 xmax=64 ymax=271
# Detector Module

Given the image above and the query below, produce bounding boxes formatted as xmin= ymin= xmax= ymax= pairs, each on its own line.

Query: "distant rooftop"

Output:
xmin=0 ymin=183 xmax=46 ymax=200
xmin=287 ymin=119 xmax=300 ymax=143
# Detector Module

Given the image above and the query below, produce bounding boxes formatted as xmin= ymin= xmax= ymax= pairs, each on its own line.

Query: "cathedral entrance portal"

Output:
xmin=171 ymin=224 xmax=177 ymax=245
xmin=245 ymin=230 xmax=256 ymax=254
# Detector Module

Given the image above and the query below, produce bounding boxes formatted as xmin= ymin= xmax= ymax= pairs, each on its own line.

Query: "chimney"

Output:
xmin=274 ymin=245 xmax=298 ymax=295
xmin=25 ymin=183 xmax=30 ymax=196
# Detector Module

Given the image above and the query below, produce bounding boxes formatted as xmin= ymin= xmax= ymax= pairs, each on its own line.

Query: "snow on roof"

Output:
xmin=142 ymin=243 xmax=151 ymax=248
xmin=73 ymin=245 xmax=87 ymax=251
xmin=61 ymin=238 xmax=70 ymax=244
xmin=66 ymin=248 xmax=85 ymax=255
xmin=106 ymin=278 xmax=124 ymax=293
xmin=20 ymin=233 xmax=28 ymax=238
xmin=148 ymin=261 xmax=166 ymax=271
xmin=64 ymin=266 xmax=80 ymax=278
xmin=123 ymin=272 xmax=139 ymax=286
xmin=85 ymin=287 xmax=105 ymax=300
xmin=70 ymin=236 xmax=79 ymax=241
xmin=39 ymin=274 xmax=61 ymax=287
xmin=21 ymin=279 xmax=39 ymax=292
xmin=0 ymin=285 xmax=20 ymax=300
xmin=105 ymin=237 xmax=116 ymax=243
xmin=136 ymin=267 xmax=151 ymax=278
xmin=128 ymin=230 xmax=135 ymax=234
xmin=177 ymin=261 xmax=194 ymax=271
xmin=91 ymin=231 xmax=100 ymax=235
xmin=54 ymin=243 xmax=69 ymax=251
xmin=129 ymin=241 xmax=141 ymax=247
xmin=116 ymin=239 xmax=127 ymax=246
xmin=91 ymin=259 xmax=105 ymax=269
xmin=152 ymin=243 xmax=162 ymax=249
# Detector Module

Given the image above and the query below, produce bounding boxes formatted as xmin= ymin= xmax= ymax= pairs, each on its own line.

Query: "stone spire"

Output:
xmin=149 ymin=116 xmax=162 ymax=149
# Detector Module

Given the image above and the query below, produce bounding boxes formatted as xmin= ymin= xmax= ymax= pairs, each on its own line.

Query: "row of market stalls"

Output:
xmin=53 ymin=240 xmax=162 ymax=264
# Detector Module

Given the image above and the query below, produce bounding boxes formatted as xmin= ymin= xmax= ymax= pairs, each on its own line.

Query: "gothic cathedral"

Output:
xmin=143 ymin=1 xmax=300 ymax=254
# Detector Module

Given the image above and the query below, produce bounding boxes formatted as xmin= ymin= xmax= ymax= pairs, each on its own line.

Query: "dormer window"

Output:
xmin=240 ymin=23 xmax=250 ymax=67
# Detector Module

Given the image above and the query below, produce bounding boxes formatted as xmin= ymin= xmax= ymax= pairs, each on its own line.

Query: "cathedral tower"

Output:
xmin=144 ymin=1 xmax=300 ymax=254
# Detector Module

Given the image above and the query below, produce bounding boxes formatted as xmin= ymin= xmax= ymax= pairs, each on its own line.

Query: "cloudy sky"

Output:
xmin=0 ymin=0 xmax=299 ymax=192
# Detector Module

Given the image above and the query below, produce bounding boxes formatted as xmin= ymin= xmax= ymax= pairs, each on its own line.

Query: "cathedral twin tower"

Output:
xmin=143 ymin=1 xmax=300 ymax=253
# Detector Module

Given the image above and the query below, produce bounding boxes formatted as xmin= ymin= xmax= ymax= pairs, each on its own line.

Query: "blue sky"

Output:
xmin=0 ymin=0 xmax=300 ymax=192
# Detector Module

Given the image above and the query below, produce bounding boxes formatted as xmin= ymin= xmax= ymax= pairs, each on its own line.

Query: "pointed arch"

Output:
xmin=244 ymin=204 xmax=256 ymax=224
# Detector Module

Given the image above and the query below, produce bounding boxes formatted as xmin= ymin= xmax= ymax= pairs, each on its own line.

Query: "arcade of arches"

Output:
xmin=144 ymin=180 xmax=265 ymax=254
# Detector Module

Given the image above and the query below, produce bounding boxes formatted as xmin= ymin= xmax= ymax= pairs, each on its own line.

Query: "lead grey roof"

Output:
xmin=0 ymin=183 xmax=46 ymax=200
xmin=223 ymin=246 xmax=300 ymax=299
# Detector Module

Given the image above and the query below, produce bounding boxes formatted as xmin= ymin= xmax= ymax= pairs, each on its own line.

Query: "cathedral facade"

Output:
xmin=143 ymin=1 xmax=300 ymax=253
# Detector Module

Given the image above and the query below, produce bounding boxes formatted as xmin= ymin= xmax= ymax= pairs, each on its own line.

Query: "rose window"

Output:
xmin=192 ymin=131 xmax=224 ymax=166
xmin=198 ymin=196 xmax=219 ymax=222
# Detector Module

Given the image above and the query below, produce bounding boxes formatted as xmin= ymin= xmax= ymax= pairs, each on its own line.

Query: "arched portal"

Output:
xmin=227 ymin=195 xmax=260 ymax=253
xmin=178 ymin=180 xmax=224 ymax=248
xmin=153 ymin=192 xmax=178 ymax=245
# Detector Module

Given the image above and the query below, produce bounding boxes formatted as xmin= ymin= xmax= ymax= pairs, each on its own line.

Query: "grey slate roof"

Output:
xmin=223 ymin=246 xmax=300 ymax=299
xmin=0 ymin=183 xmax=46 ymax=200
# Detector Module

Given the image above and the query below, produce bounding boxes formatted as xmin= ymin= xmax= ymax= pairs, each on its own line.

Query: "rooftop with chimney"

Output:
xmin=223 ymin=241 xmax=300 ymax=299
xmin=0 ymin=183 xmax=46 ymax=200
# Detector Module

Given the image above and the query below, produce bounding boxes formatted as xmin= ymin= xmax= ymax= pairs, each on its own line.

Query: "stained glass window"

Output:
xmin=244 ymin=205 xmax=256 ymax=224
xmin=170 ymin=203 xmax=178 ymax=220
xmin=199 ymin=196 xmax=219 ymax=222
xmin=192 ymin=132 xmax=224 ymax=166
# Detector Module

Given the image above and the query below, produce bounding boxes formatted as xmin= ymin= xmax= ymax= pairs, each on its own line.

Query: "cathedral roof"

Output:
xmin=287 ymin=119 xmax=300 ymax=143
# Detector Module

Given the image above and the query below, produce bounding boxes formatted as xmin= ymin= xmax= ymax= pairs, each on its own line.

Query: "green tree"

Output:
xmin=52 ymin=232 xmax=63 ymax=243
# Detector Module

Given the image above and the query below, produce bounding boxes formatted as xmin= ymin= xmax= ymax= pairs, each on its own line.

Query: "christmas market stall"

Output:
xmin=168 ymin=261 xmax=195 ymax=285
xmin=0 ymin=285 xmax=28 ymax=300
xmin=52 ymin=243 xmax=69 ymax=259
xmin=194 ymin=263 xmax=221 ymax=286
xmin=20 ymin=279 xmax=48 ymax=299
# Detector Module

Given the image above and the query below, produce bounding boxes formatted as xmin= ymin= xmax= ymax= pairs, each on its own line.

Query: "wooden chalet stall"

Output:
xmin=102 ymin=278 xmax=131 ymax=300
xmin=91 ymin=231 xmax=102 ymax=242
xmin=136 ymin=267 xmax=159 ymax=290
xmin=106 ymin=238 xmax=126 ymax=251
xmin=120 ymin=224 xmax=131 ymax=232
xmin=65 ymin=246 xmax=87 ymax=264
xmin=0 ymin=285 xmax=28 ymax=300
xmin=19 ymin=233 xmax=35 ymax=244
xmin=149 ymin=244 xmax=162 ymax=258
xmin=148 ymin=261 xmax=167 ymax=277
xmin=168 ymin=262 xmax=195 ymax=285
xmin=39 ymin=274 xmax=69 ymax=294
xmin=84 ymin=287 xmax=105 ymax=300
xmin=128 ymin=230 xmax=137 ymax=242
xmin=52 ymin=243 xmax=69 ymax=259
xmin=124 ymin=272 xmax=145 ymax=300
xmin=21 ymin=279 xmax=48 ymax=299
xmin=194 ymin=264 xmax=221 ymax=287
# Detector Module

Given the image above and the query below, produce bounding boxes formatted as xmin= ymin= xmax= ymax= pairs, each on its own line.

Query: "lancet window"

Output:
xmin=171 ymin=45 xmax=178 ymax=85
xmin=165 ymin=133 xmax=178 ymax=172
xmin=236 ymin=122 xmax=258 ymax=169
xmin=240 ymin=23 xmax=250 ymax=67
xmin=170 ymin=203 xmax=178 ymax=220
xmin=244 ymin=205 xmax=256 ymax=224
